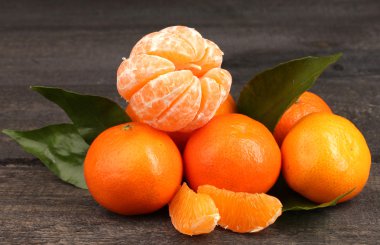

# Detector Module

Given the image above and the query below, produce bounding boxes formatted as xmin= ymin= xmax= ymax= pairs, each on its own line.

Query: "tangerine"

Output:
xmin=215 ymin=94 xmax=236 ymax=116
xmin=282 ymin=112 xmax=371 ymax=203
xmin=117 ymin=26 xmax=232 ymax=132
xmin=84 ymin=122 xmax=182 ymax=215
xmin=273 ymin=91 xmax=332 ymax=145
xmin=184 ymin=113 xmax=281 ymax=193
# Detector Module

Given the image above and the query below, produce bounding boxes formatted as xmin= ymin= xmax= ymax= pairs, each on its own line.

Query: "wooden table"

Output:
xmin=1 ymin=0 xmax=379 ymax=243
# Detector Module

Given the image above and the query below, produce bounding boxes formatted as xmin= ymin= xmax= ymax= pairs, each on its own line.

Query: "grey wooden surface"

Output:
xmin=0 ymin=0 xmax=379 ymax=244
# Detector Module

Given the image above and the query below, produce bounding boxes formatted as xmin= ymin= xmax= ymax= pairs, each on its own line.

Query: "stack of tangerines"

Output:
xmin=84 ymin=26 xmax=371 ymax=235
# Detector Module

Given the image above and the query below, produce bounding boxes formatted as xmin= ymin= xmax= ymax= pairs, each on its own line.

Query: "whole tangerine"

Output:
xmin=282 ymin=112 xmax=371 ymax=203
xmin=273 ymin=91 xmax=332 ymax=145
xmin=84 ymin=122 xmax=183 ymax=215
xmin=184 ymin=113 xmax=281 ymax=193
xmin=215 ymin=94 xmax=236 ymax=116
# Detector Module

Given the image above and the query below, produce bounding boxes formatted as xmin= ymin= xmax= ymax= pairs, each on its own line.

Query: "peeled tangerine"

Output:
xmin=117 ymin=26 xmax=232 ymax=132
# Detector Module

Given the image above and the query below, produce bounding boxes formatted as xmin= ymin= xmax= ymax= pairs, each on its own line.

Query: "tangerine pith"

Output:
xmin=126 ymin=93 xmax=237 ymax=152
xmin=198 ymin=185 xmax=282 ymax=233
xmin=117 ymin=26 xmax=232 ymax=132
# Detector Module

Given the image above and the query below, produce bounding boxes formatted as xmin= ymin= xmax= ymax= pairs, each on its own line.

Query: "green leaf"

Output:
xmin=2 ymin=124 xmax=89 ymax=189
xmin=31 ymin=86 xmax=130 ymax=144
xmin=237 ymin=53 xmax=342 ymax=131
xmin=269 ymin=176 xmax=354 ymax=212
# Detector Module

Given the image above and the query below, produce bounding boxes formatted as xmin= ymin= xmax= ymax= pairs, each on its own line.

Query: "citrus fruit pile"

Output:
xmin=80 ymin=26 xmax=373 ymax=236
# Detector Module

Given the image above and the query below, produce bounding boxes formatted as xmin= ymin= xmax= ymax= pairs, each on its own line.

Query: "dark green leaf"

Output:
xmin=31 ymin=86 xmax=130 ymax=144
xmin=237 ymin=53 xmax=342 ymax=131
xmin=269 ymin=176 xmax=354 ymax=212
xmin=2 ymin=124 xmax=89 ymax=189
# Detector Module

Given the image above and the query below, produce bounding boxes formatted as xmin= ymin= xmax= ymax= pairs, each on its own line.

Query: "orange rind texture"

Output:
xmin=117 ymin=26 xmax=232 ymax=132
xmin=281 ymin=112 xmax=371 ymax=203
xmin=273 ymin=91 xmax=332 ymax=146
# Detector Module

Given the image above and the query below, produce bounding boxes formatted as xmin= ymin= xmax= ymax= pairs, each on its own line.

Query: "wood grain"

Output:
xmin=0 ymin=160 xmax=379 ymax=244
xmin=0 ymin=0 xmax=379 ymax=243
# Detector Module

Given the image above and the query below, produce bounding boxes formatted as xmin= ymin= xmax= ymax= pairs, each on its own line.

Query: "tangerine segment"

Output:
xmin=128 ymin=27 xmax=223 ymax=78
xmin=130 ymin=27 xmax=204 ymax=68
xmin=203 ymin=68 xmax=232 ymax=102
xmin=169 ymin=183 xmax=220 ymax=236
xmin=192 ymin=39 xmax=223 ymax=77
xmin=117 ymin=54 xmax=175 ymax=100
xmin=198 ymin=185 xmax=282 ymax=233
xmin=155 ymin=77 xmax=202 ymax=132
xmin=179 ymin=68 xmax=232 ymax=132
xmin=125 ymin=94 xmax=236 ymax=152
xmin=128 ymin=70 xmax=201 ymax=131
xmin=125 ymin=104 xmax=139 ymax=122
xmin=160 ymin=26 xmax=206 ymax=63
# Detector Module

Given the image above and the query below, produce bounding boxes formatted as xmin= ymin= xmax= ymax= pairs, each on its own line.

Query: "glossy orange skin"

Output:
xmin=84 ymin=122 xmax=182 ymax=215
xmin=273 ymin=91 xmax=332 ymax=145
xmin=282 ymin=113 xmax=371 ymax=203
xmin=166 ymin=131 xmax=192 ymax=152
xmin=215 ymin=94 xmax=236 ymax=116
xmin=184 ymin=114 xmax=281 ymax=193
